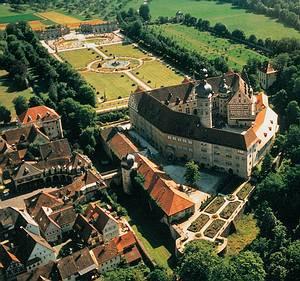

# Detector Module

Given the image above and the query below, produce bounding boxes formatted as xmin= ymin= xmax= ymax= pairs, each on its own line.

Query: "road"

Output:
xmin=0 ymin=187 xmax=58 ymax=210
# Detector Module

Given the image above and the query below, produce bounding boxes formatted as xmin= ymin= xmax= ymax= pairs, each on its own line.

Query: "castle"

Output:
xmin=128 ymin=72 xmax=278 ymax=178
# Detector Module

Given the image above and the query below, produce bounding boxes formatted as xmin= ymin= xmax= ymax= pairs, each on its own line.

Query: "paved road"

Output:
xmin=0 ymin=187 xmax=58 ymax=210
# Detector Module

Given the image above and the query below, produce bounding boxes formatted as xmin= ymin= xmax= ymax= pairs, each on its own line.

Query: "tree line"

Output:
xmin=220 ymin=0 xmax=300 ymax=31
xmin=0 ymin=22 xmax=99 ymax=156
xmin=154 ymin=11 xmax=300 ymax=56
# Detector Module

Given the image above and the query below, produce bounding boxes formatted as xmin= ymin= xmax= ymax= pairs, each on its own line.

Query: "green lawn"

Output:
xmin=226 ymin=213 xmax=259 ymax=256
xmin=135 ymin=60 xmax=183 ymax=88
xmin=99 ymin=43 xmax=149 ymax=59
xmin=0 ymin=4 xmax=41 ymax=24
xmin=0 ymin=70 xmax=33 ymax=117
xmin=153 ymin=24 xmax=267 ymax=71
xmin=59 ymin=49 xmax=101 ymax=69
xmin=81 ymin=71 xmax=136 ymax=101
xmin=127 ymin=0 xmax=300 ymax=40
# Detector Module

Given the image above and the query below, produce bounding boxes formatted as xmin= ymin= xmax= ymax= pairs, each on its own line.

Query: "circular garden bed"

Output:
xmin=188 ymin=214 xmax=210 ymax=232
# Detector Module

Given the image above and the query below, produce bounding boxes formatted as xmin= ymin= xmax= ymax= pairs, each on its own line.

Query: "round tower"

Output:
xmin=195 ymin=80 xmax=213 ymax=128
xmin=121 ymin=154 xmax=137 ymax=194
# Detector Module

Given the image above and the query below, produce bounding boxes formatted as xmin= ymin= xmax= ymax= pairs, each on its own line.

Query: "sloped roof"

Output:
xmin=101 ymin=128 xmax=139 ymax=160
xmin=260 ymin=62 xmax=277 ymax=74
xmin=135 ymin=154 xmax=195 ymax=217
xmin=25 ymin=191 xmax=64 ymax=218
xmin=0 ymin=244 xmax=21 ymax=268
xmin=113 ymin=231 xmax=136 ymax=253
xmin=57 ymin=248 xmax=95 ymax=280
xmin=73 ymin=214 xmax=100 ymax=243
xmin=93 ymin=206 xmax=118 ymax=233
xmin=16 ymin=261 xmax=57 ymax=281
xmin=15 ymin=162 xmax=43 ymax=180
xmin=39 ymin=139 xmax=72 ymax=161
xmin=91 ymin=240 xmax=119 ymax=265
xmin=18 ymin=106 xmax=59 ymax=124
xmin=49 ymin=205 xmax=76 ymax=228
xmin=15 ymin=228 xmax=55 ymax=264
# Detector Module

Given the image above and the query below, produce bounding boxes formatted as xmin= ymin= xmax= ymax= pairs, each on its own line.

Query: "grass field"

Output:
xmin=99 ymin=43 xmax=150 ymax=59
xmin=37 ymin=11 xmax=81 ymax=24
xmin=154 ymin=24 xmax=267 ymax=70
xmin=0 ymin=70 xmax=33 ymax=117
xmin=134 ymin=60 xmax=183 ymax=88
xmin=127 ymin=0 xmax=300 ymax=40
xmin=226 ymin=213 xmax=259 ymax=256
xmin=59 ymin=49 xmax=101 ymax=69
xmin=81 ymin=72 xmax=136 ymax=101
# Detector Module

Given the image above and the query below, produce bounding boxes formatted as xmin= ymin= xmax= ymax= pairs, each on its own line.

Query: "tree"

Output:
xmin=177 ymin=240 xmax=218 ymax=281
xmin=184 ymin=160 xmax=200 ymax=187
xmin=285 ymin=241 xmax=300 ymax=281
xmin=232 ymin=29 xmax=246 ymax=40
xmin=139 ymin=4 xmax=151 ymax=22
xmin=261 ymin=152 xmax=273 ymax=175
xmin=147 ymin=268 xmax=170 ymax=281
xmin=28 ymin=96 xmax=44 ymax=107
xmin=0 ymin=105 xmax=11 ymax=123
xmin=230 ymin=251 xmax=266 ymax=281
xmin=286 ymin=101 xmax=300 ymax=127
xmin=13 ymin=95 xmax=28 ymax=115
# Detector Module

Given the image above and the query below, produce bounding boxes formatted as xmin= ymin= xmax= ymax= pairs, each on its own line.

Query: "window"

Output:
xmin=188 ymin=140 xmax=192 ymax=144
xmin=167 ymin=136 xmax=171 ymax=140
xmin=172 ymin=136 xmax=176 ymax=141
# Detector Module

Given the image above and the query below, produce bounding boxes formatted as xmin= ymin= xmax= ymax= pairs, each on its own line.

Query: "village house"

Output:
xmin=14 ymin=227 xmax=56 ymax=272
xmin=129 ymin=72 xmax=278 ymax=178
xmin=85 ymin=204 xmax=120 ymax=242
xmin=17 ymin=106 xmax=63 ymax=140
xmin=113 ymin=231 xmax=142 ymax=266
xmin=73 ymin=214 xmax=103 ymax=248
xmin=16 ymin=260 xmax=58 ymax=281
xmin=90 ymin=240 xmax=121 ymax=274
xmin=57 ymin=248 xmax=97 ymax=281
xmin=258 ymin=61 xmax=278 ymax=90
xmin=0 ymin=244 xmax=25 ymax=280
xmin=35 ymin=205 xmax=76 ymax=244
xmin=101 ymin=127 xmax=139 ymax=162
xmin=0 ymin=207 xmax=40 ymax=241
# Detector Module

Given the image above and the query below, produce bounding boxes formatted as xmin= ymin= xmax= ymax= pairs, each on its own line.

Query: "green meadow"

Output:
xmin=126 ymin=0 xmax=300 ymax=40
xmin=153 ymin=24 xmax=268 ymax=70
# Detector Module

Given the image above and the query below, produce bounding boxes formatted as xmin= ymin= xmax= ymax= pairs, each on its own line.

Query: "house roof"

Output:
xmin=49 ymin=205 xmax=76 ymax=228
xmin=93 ymin=206 xmax=118 ymax=233
xmin=18 ymin=106 xmax=59 ymax=125
xmin=36 ymin=207 xmax=60 ymax=234
xmin=73 ymin=214 xmax=100 ymax=243
xmin=260 ymin=62 xmax=277 ymax=74
xmin=0 ymin=244 xmax=21 ymax=268
xmin=124 ymin=245 xmax=141 ymax=264
xmin=57 ymin=248 xmax=95 ymax=280
xmin=101 ymin=128 xmax=139 ymax=160
xmin=135 ymin=154 xmax=195 ymax=217
xmin=113 ymin=231 xmax=136 ymax=253
xmin=16 ymin=261 xmax=57 ymax=281
xmin=25 ymin=191 xmax=64 ymax=218
xmin=39 ymin=139 xmax=72 ymax=161
xmin=14 ymin=162 xmax=43 ymax=180
xmin=91 ymin=240 xmax=119 ymax=265
xmin=15 ymin=228 xmax=55 ymax=264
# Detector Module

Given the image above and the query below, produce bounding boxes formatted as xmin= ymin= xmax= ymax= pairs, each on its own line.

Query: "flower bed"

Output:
xmin=204 ymin=219 xmax=226 ymax=239
xmin=187 ymin=214 xmax=210 ymax=232
xmin=237 ymin=183 xmax=253 ymax=200
xmin=204 ymin=196 xmax=226 ymax=214
xmin=219 ymin=201 xmax=241 ymax=219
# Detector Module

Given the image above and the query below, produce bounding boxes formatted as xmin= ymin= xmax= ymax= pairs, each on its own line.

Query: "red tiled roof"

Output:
xmin=18 ymin=106 xmax=59 ymax=124
xmin=113 ymin=231 xmax=136 ymax=253
xmin=124 ymin=245 xmax=141 ymax=264
xmin=109 ymin=132 xmax=138 ymax=160
xmin=135 ymin=154 xmax=195 ymax=217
